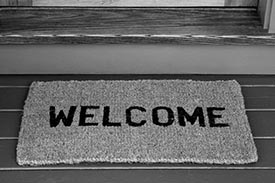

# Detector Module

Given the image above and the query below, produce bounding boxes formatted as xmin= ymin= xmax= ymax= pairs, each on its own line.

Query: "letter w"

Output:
xmin=49 ymin=106 xmax=77 ymax=127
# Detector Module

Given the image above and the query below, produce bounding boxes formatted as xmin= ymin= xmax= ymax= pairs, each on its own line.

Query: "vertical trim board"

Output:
xmin=258 ymin=0 xmax=272 ymax=29
xmin=268 ymin=0 xmax=275 ymax=33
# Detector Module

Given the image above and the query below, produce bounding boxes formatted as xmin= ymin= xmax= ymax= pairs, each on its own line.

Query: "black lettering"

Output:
xmin=207 ymin=107 xmax=228 ymax=127
xmin=126 ymin=106 xmax=147 ymax=127
xmin=79 ymin=106 xmax=99 ymax=126
xmin=152 ymin=106 xmax=174 ymax=127
xmin=177 ymin=107 xmax=205 ymax=127
xmin=103 ymin=106 xmax=121 ymax=127
xmin=49 ymin=106 xmax=76 ymax=127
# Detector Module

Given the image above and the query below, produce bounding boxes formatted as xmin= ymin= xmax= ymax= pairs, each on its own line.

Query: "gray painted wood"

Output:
xmin=3 ymin=46 xmax=275 ymax=74
xmin=1 ymin=111 xmax=274 ymax=137
xmin=0 ymin=111 xmax=22 ymax=137
xmin=0 ymin=139 xmax=274 ymax=168
xmin=0 ymin=170 xmax=274 ymax=183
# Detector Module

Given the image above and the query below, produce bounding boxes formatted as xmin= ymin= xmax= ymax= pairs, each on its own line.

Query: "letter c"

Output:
xmin=126 ymin=106 xmax=147 ymax=127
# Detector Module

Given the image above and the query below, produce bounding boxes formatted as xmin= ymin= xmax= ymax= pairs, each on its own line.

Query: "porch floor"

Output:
xmin=0 ymin=74 xmax=274 ymax=182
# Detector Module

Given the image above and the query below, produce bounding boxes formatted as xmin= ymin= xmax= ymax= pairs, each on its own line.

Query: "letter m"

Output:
xmin=177 ymin=107 xmax=205 ymax=127
xmin=49 ymin=106 xmax=77 ymax=127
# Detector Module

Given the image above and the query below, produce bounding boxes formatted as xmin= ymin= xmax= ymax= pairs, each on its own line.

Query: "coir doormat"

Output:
xmin=17 ymin=80 xmax=258 ymax=165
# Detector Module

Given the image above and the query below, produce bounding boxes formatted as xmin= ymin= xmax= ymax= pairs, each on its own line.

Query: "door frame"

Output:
xmin=258 ymin=0 xmax=275 ymax=33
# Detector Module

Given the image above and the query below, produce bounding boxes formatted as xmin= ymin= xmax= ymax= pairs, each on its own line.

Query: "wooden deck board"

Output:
xmin=0 ymin=75 xmax=274 ymax=182
xmin=32 ymin=0 xmax=258 ymax=7
xmin=1 ymin=7 xmax=275 ymax=45
xmin=0 ymin=170 xmax=274 ymax=183
xmin=0 ymin=0 xmax=258 ymax=7
xmin=0 ymin=8 xmax=264 ymax=36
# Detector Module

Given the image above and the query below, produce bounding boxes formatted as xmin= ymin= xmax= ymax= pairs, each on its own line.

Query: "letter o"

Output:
xmin=152 ymin=106 xmax=174 ymax=127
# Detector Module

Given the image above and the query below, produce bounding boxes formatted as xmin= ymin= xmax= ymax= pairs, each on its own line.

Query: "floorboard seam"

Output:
xmin=0 ymin=167 xmax=275 ymax=171
xmin=1 ymin=85 xmax=275 ymax=88
xmin=0 ymin=137 xmax=274 ymax=140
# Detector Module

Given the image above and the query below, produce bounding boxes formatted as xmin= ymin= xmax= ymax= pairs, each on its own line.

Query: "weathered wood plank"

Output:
xmin=32 ymin=0 xmax=257 ymax=7
xmin=1 ymin=87 xmax=275 ymax=109
xmin=0 ymin=139 xmax=274 ymax=168
xmin=0 ymin=7 xmax=273 ymax=45
xmin=1 ymin=75 xmax=275 ymax=86
xmin=1 ymin=111 xmax=274 ymax=138
xmin=0 ymin=8 xmax=263 ymax=36
xmin=2 ymin=35 xmax=275 ymax=45
xmin=0 ymin=170 xmax=274 ymax=183
xmin=34 ymin=0 xmax=225 ymax=6
xmin=0 ymin=0 xmax=259 ymax=7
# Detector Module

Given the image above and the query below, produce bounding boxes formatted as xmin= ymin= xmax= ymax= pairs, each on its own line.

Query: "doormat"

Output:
xmin=17 ymin=80 xmax=258 ymax=166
